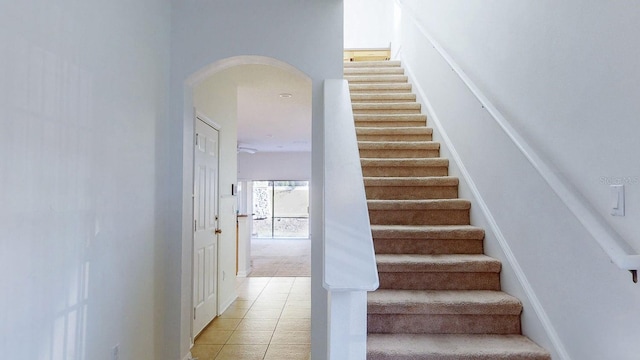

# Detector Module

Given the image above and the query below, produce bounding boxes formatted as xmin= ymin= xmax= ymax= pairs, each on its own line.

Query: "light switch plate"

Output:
xmin=611 ymin=184 xmax=625 ymax=216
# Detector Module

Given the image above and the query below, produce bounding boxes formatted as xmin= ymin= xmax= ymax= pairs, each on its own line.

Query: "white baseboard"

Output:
xmin=182 ymin=352 xmax=193 ymax=360
xmin=237 ymin=267 xmax=252 ymax=277
xmin=218 ymin=293 xmax=237 ymax=316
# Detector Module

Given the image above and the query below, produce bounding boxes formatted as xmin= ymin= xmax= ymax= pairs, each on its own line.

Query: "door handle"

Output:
xmin=214 ymin=229 xmax=222 ymax=235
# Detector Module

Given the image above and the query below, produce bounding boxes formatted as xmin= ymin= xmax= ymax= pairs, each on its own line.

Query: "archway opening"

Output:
xmin=185 ymin=56 xmax=313 ymax=358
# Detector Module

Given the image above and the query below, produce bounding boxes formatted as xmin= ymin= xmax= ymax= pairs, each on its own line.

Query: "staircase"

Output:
xmin=345 ymin=60 xmax=551 ymax=360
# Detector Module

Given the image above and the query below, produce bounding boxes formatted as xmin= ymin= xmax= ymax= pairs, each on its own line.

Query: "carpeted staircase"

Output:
xmin=345 ymin=60 xmax=551 ymax=360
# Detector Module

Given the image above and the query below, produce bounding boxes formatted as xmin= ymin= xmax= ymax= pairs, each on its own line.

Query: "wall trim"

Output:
xmin=195 ymin=111 xmax=222 ymax=130
xmin=182 ymin=352 xmax=193 ymax=360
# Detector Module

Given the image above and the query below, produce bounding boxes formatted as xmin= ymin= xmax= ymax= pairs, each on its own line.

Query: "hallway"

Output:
xmin=190 ymin=277 xmax=310 ymax=360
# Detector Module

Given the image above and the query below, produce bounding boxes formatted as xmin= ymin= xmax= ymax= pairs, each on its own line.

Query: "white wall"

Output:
xmin=238 ymin=152 xmax=311 ymax=181
xmin=167 ymin=2 xmax=343 ymax=359
xmin=344 ymin=0 xmax=394 ymax=49
xmin=0 ymin=0 xmax=170 ymax=359
xmin=193 ymin=72 xmax=240 ymax=321
xmin=402 ymin=0 xmax=640 ymax=250
xmin=395 ymin=1 xmax=640 ymax=359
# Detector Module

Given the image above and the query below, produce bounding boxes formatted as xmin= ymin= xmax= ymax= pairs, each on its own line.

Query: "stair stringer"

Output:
xmin=399 ymin=54 xmax=566 ymax=360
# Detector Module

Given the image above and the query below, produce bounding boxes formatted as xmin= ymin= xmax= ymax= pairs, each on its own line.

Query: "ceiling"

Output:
xmin=219 ymin=64 xmax=312 ymax=153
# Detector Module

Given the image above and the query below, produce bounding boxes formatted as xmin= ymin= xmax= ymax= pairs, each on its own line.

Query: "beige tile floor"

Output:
xmin=191 ymin=277 xmax=311 ymax=360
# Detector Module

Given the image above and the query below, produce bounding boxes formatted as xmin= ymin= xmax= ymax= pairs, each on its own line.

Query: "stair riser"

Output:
xmin=352 ymin=99 xmax=415 ymax=104
xmin=362 ymin=167 xmax=448 ymax=177
xmin=351 ymin=96 xmax=416 ymax=103
xmin=344 ymin=61 xmax=401 ymax=68
xmin=373 ymin=239 xmax=483 ymax=255
xmin=345 ymin=69 xmax=405 ymax=75
xmin=354 ymin=109 xmax=422 ymax=115
xmin=369 ymin=209 xmax=469 ymax=225
xmin=360 ymin=149 xmax=440 ymax=158
xmin=350 ymin=86 xmax=413 ymax=94
xmin=355 ymin=121 xmax=427 ymax=128
xmin=353 ymin=104 xmax=420 ymax=110
xmin=346 ymin=76 xmax=409 ymax=83
xmin=378 ymin=272 xmax=501 ymax=291
xmin=355 ymin=115 xmax=426 ymax=121
xmin=357 ymin=134 xmax=433 ymax=141
xmin=368 ymin=314 xmax=521 ymax=335
xmin=366 ymin=186 xmax=458 ymax=200
xmin=350 ymin=90 xmax=413 ymax=95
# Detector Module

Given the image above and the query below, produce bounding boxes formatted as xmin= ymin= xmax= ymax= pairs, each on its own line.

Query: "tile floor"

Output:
xmin=191 ymin=276 xmax=311 ymax=360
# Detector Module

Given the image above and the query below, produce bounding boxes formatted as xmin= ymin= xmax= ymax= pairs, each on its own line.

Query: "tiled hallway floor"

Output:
xmin=191 ymin=277 xmax=311 ymax=360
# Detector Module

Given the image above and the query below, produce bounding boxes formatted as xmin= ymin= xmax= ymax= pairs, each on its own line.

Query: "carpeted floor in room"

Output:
xmin=249 ymin=239 xmax=311 ymax=277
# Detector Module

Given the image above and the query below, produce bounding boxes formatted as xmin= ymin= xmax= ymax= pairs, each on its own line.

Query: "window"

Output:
xmin=252 ymin=181 xmax=309 ymax=238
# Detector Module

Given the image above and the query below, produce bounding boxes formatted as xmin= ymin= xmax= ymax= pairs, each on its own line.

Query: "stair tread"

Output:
xmin=368 ymin=289 xmax=522 ymax=315
xmin=364 ymin=176 xmax=458 ymax=186
xmin=371 ymin=224 xmax=484 ymax=239
xmin=367 ymin=334 xmax=551 ymax=360
xmin=376 ymin=254 xmax=501 ymax=273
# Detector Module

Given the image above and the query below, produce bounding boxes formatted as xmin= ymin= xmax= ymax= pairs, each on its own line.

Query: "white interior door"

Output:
xmin=193 ymin=118 xmax=220 ymax=336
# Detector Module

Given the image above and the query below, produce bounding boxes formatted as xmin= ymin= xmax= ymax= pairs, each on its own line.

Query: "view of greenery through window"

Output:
xmin=252 ymin=181 xmax=309 ymax=238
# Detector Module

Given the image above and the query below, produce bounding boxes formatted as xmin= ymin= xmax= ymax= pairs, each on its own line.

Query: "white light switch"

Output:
xmin=611 ymin=184 xmax=625 ymax=216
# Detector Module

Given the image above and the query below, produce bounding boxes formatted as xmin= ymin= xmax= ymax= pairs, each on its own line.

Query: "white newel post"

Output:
xmin=328 ymin=291 xmax=368 ymax=359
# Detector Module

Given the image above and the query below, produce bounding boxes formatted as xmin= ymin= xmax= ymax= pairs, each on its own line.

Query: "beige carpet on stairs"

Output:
xmin=345 ymin=59 xmax=551 ymax=360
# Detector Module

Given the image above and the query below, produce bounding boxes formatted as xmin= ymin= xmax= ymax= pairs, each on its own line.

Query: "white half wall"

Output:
xmin=395 ymin=1 xmax=640 ymax=359
xmin=344 ymin=0 xmax=394 ymax=49
xmin=0 ymin=0 xmax=171 ymax=359
xmin=167 ymin=2 xmax=343 ymax=359
xmin=238 ymin=152 xmax=311 ymax=181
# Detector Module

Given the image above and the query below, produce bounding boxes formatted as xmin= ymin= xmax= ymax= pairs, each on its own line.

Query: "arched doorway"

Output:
xmin=185 ymin=56 xmax=313 ymax=357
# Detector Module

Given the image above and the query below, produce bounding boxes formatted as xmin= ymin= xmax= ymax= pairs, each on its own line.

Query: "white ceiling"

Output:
xmin=220 ymin=64 xmax=312 ymax=153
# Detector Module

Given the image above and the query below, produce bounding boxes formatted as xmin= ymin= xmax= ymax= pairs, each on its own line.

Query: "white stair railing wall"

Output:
xmin=323 ymin=79 xmax=379 ymax=360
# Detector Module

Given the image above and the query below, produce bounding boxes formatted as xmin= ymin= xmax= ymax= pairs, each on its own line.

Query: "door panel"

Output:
xmin=197 ymin=166 xmax=206 ymax=230
xmin=193 ymin=118 xmax=219 ymax=337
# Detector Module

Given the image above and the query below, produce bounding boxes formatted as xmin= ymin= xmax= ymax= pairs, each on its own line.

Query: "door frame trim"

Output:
xmin=196 ymin=110 xmax=222 ymax=131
